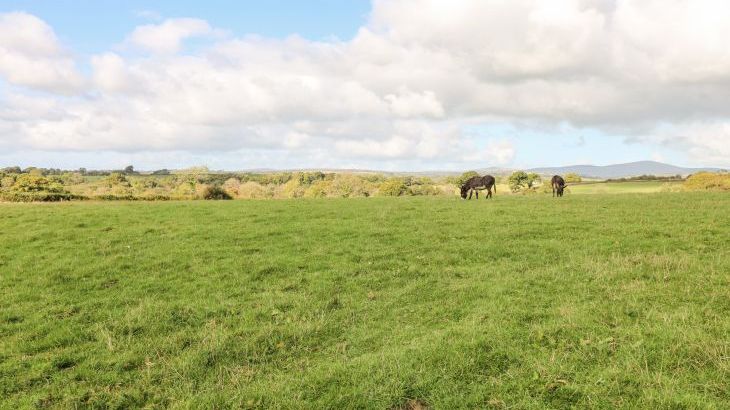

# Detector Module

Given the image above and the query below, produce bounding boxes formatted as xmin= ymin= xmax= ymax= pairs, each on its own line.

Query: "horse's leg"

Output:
xmin=488 ymin=189 xmax=492 ymax=199
xmin=468 ymin=189 xmax=473 ymax=200
xmin=476 ymin=190 xmax=479 ymax=199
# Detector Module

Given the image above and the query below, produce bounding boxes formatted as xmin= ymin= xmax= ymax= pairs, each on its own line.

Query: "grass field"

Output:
xmin=1 ymin=193 xmax=729 ymax=408
xmin=565 ymin=181 xmax=682 ymax=195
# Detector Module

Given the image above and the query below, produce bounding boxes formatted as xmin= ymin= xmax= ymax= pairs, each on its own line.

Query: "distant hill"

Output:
xmin=527 ymin=161 xmax=724 ymax=179
xmin=222 ymin=161 xmax=724 ymax=179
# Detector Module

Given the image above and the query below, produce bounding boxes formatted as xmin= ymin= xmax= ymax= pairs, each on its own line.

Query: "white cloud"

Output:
xmin=91 ymin=53 xmax=139 ymax=93
xmin=0 ymin=12 xmax=84 ymax=93
xmin=1 ymin=2 xmax=730 ymax=168
xmin=463 ymin=139 xmax=516 ymax=165
xmin=645 ymin=122 xmax=730 ymax=165
xmin=385 ymin=88 xmax=444 ymax=118
xmin=127 ymin=18 xmax=215 ymax=54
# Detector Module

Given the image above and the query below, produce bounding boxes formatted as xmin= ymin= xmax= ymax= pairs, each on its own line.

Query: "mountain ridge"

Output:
xmin=525 ymin=160 xmax=724 ymax=179
xmin=231 ymin=161 xmax=725 ymax=178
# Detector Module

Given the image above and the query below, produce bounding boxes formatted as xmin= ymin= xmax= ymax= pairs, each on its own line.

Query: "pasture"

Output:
xmin=565 ymin=180 xmax=683 ymax=195
xmin=1 ymin=193 xmax=728 ymax=408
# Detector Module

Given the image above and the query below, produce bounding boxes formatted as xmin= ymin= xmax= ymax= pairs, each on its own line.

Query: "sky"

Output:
xmin=1 ymin=0 xmax=729 ymax=171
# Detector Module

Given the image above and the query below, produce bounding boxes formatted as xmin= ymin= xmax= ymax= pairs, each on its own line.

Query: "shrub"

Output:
xmin=0 ymin=192 xmax=82 ymax=202
xmin=203 ymin=185 xmax=232 ymax=200
xmin=683 ymin=172 xmax=730 ymax=191
xmin=92 ymin=194 xmax=137 ymax=201
xmin=105 ymin=172 xmax=131 ymax=188
xmin=378 ymin=178 xmax=407 ymax=196
xmin=1 ymin=175 xmax=16 ymax=189
xmin=406 ymin=178 xmax=441 ymax=196
xmin=139 ymin=178 xmax=159 ymax=189
xmin=295 ymin=172 xmax=326 ymax=185
xmin=303 ymin=180 xmax=332 ymax=198
xmin=281 ymin=178 xmax=306 ymax=198
xmin=138 ymin=188 xmax=172 ymax=200
xmin=222 ymin=178 xmax=241 ymax=197
xmin=238 ymin=181 xmax=269 ymax=199
xmin=11 ymin=174 xmax=65 ymax=193
xmin=564 ymin=173 xmax=582 ymax=183
xmin=328 ymin=174 xmax=371 ymax=197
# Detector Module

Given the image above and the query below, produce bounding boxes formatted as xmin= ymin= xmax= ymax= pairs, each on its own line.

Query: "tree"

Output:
xmin=2 ymin=166 xmax=21 ymax=174
xmin=526 ymin=172 xmax=541 ymax=188
xmin=123 ymin=165 xmax=136 ymax=175
xmin=508 ymin=171 xmax=528 ymax=192
xmin=455 ymin=171 xmax=480 ymax=187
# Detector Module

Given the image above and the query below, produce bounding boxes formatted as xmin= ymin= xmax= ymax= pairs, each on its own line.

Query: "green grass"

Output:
xmin=1 ymin=193 xmax=729 ymax=409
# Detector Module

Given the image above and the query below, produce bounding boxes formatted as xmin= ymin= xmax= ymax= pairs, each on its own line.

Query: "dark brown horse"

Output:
xmin=551 ymin=175 xmax=566 ymax=197
xmin=460 ymin=175 xmax=496 ymax=199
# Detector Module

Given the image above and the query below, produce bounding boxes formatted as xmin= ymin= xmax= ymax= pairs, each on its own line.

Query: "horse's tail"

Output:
xmin=493 ymin=182 xmax=496 ymax=194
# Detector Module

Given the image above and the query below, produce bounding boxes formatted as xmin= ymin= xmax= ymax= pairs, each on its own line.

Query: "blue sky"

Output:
xmin=2 ymin=0 xmax=371 ymax=52
xmin=0 ymin=1 xmax=728 ymax=170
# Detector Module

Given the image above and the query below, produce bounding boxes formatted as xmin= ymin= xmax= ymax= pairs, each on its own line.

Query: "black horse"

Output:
xmin=551 ymin=175 xmax=566 ymax=197
xmin=460 ymin=175 xmax=496 ymax=199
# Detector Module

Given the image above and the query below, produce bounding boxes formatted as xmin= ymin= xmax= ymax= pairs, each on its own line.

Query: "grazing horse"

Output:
xmin=460 ymin=175 xmax=496 ymax=199
xmin=551 ymin=175 xmax=566 ymax=197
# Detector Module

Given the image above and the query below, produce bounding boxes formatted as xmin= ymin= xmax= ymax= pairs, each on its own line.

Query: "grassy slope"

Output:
xmin=1 ymin=194 xmax=728 ymax=409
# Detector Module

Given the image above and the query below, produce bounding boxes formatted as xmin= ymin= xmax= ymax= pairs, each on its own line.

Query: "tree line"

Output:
xmin=1 ymin=165 xmax=726 ymax=202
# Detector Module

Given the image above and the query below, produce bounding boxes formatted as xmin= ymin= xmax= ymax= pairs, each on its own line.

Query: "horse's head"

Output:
xmin=460 ymin=185 xmax=468 ymax=199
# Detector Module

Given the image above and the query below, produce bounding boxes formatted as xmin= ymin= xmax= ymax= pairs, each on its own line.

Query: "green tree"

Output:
xmin=508 ymin=171 xmax=528 ymax=192
xmin=455 ymin=171 xmax=479 ymax=187
xmin=2 ymin=166 xmax=21 ymax=174
xmin=509 ymin=171 xmax=543 ymax=193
